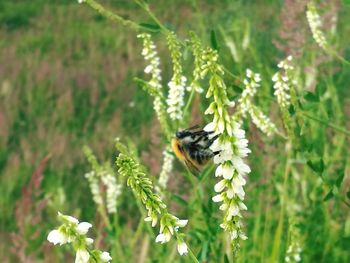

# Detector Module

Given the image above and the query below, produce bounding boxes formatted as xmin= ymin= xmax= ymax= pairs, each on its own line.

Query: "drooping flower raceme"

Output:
xmin=84 ymin=146 xmax=122 ymax=214
xmin=237 ymin=69 xmax=261 ymax=117
xmin=306 ymin=2 xmax=328 ymax=51
xmin=272 ymin=56 xmax=294 ymax=108
xmin=285 ymin=242 xmax=302 ymax=263
xmin=188 ymin=32 xmax=204 ymax=93
xmin=166 ymin=32 xmax=187 ymax=120
xmin=47 ymin=212 xmax=112 ymax=263
xmin=138 ymin=33 xmax=170 ymax=136
xmin=115 ymin=140 xmax=188 ymax=256
xmin=236 ymin=69 xmax=277 ymax=136
xmin=201 ymin=47 xmax=251 ymax=250
xmin=158 ymin=146 xmax=174 ymax=189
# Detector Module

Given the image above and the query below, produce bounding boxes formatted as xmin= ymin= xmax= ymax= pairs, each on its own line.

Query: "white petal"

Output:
xmin=85 ymin=238 xmax=94 ymax=245
xmin=176 ymin=219 xmax=188 ymax=228
xmin=177 ymin=242 xmax=188 ymax=256
xmin=215 ymin=164 xmax=223 ymax=177
xmin=100 ymin=251 xmax=112 ymax=262
xmin=155 ymin=233 xmax=165 ymax=243
xmin=77 ymin=222 xmax=92 ymax=235
xmin=75 ymin=249 xmax=90 ymax=263
xmin=226 ymin=187 xmax=234 ymax=199
xmin=222 ymin=163 xmax=234 ymax=180
xmin=47 ymin=229 xmax=67 ymax=245
xmin=203 ymin=122 xmax=216 ymax=132
xmin=212 ymin=194 xmax=223 ymax=202
xmin=230 ymin=230 xmax=238 ymax=240
xmin=214 ymin=179 xmax=226 ymax=192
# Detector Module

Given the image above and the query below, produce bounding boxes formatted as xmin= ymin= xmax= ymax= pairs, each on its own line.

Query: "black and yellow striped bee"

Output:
xmin=171 ymin=125 xmax=220 ymax=175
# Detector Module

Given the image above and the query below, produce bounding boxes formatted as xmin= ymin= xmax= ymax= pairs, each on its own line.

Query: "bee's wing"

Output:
xmin=184 ymin=159 xmax=200 ymax=175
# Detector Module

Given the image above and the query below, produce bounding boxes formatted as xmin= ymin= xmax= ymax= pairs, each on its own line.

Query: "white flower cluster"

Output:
xmin=47 ymin=212 xmax=112 ymax=263
xmin=238 ymin=69 xmax=261 ymax=117
xmin=77 ymin=0 xmax=85 ymax=3
xmin=285 ymin=242 xmax=302 ymax=262
xmin=206 ymin=122 xmax=250 ymax=243
xmin=138 ymin=34 xmax=162 ymax=90
xmin=201 ymin=47 xmax=251 ymax=249
xmin=306 ymin=2 xmax=328 ymax=50
xmin=188 ymin=33 xmax=204 ymax=93
xmin=101 ymin=172 xmax=122 ymax=214
xmin=85 ymin=170 xmax=122 ymax=214
xmin=153 ymin=215 xmax=188 ymax=255
xmin=116 ymin=151 xmax=188 ymax=256
xmin=85 ymin=171 xmax=103 ymax=205
xmin=272 ymin=56 xmax=294 ymax=108
xmin=236 ymin=69 xmax=277 ymax=136
xmin=166 ymin=32 xmax=187 ymax=120
xmin=158 ymin=147 xmax=174 ymax=189
xmin=249 ymin=105 xmax=277 ymax=136
xmin=137 ymin=34 xmax=164 ymax=120
xmin=167 ymin=76 xmax=186 ymax=120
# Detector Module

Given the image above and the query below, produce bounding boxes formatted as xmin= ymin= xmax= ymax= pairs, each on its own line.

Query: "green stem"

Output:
xmin=303 ymin=112 xmax=350 ymax=137
xmin=182 ymin=86 xmax=196 ymax=120
xmin=134 ymin=0 xmax=170 ymax=34
xmin=270 ymin=155 xmax=291 ymax=262
xmin=84 ymin=0 xmax=141 ymax=31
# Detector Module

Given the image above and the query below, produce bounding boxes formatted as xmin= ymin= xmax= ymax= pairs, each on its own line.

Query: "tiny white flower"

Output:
xmin=85 ymin=238 xmax=94 ymax=245
xmin=222 ymin=163 xmax=234 ymax=179
xmin=75 ymin=248 xmax=90 ymax=263
xmin=239 ymin=233 xmax=248 ymax=240
xmin=47 ymin=229 xmax=68 ymax=245
xmin=176 ymin=219 xmax=188 ymax=228
xmin=76 ymin=222 xmax=92 ymax=235
xmin=214 ymin=179 xmax=226 ymax=192
xmin=155 ymin=232 xmax=171 ymax=244
xmin=100 ymin=251 xmax=112 ymax=262
xmin=58 ymin=212 xmax=79 ymax=225
xmin=203 ymin=122 xmax=216 ymax=132
xmin=177 ymin=241 xmax=188 ymax=256
xmin=212 ymin=194 xmax=223 ymax=202
xmin=294 ymin=254 xmax=301 ymax=262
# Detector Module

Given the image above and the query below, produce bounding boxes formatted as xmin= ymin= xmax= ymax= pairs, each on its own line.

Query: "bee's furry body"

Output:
xmin=171 ymin=126 xmax=219 ymax=174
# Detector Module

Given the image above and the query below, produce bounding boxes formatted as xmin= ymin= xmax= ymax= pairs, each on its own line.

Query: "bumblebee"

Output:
xmin=171 ymin=125 xmax=220 ymax=175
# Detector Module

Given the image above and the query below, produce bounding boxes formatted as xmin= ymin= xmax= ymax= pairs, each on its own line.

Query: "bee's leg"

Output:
xmin=212 ymin=150 xmax=220 ymax=156
xmin=206 ymin=134 xmax=220 ymax=148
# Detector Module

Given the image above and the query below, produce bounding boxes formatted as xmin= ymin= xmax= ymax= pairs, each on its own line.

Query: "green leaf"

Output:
xmin=288 ymin=104 xmax=295 ymax=116
xmin=335 ymin=172 xmax=345 ymax=188
xmin=307 ymin=158 xmax=325 ymax=175
xmin=323 ymin=188 xmax=334 ymax=201
xmin=304 ymin=91 xmax=319 ymax=102
xmin=230 ymin=84 xmax=243 ymax=94
xmin=139 ymin=22 xmax=161 ymax=32
xmin=210 ymin=30 xmax=220 ymax=50
xmin=172 ymin=194 xmax=188 ymax=206
xmin=347 ymin=189 xmax=350 ymax=200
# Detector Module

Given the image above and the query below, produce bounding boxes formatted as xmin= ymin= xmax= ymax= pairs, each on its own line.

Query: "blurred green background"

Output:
xmin=0 ymin=0 xmax=349 ymax=262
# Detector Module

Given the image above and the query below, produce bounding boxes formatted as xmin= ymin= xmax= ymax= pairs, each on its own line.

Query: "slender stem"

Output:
xmin=84 ymin=0 xmax=141 ymax=31
xmin=270 ymin=155 xmax=291 ymax=262
xmin=223 ymin=67 xmax=240 ymax=80
xmin=303 ymin=112 xmax=350 ymax=137
xmin=134 ymin=0 xmax=170 ymax=34
xmin=187 ymin=246 xmax=200 ymax=263
xmin=182 ymin=87 xmax=196 ymax=120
